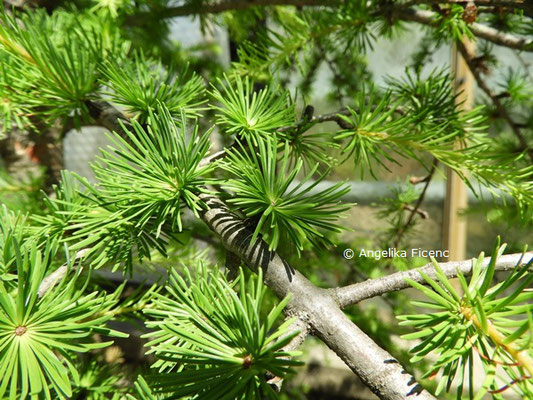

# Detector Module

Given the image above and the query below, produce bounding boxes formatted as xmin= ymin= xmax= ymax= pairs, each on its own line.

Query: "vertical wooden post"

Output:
xmin=442 ymin=39 xmax=475 ymax=261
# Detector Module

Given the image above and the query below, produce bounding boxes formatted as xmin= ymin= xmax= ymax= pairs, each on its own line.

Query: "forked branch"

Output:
xmin=334 ymin=251 xmax=533 ymax=308
xmin=198 ymin=193 xmax=437 ymax=400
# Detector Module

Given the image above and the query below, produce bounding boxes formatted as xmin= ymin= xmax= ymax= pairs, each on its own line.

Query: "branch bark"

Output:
xmin=334 ymin=251 xmax=532 ymax=308
xmin=85 ymin=100 xmax=133 ymax=140
xmin=397 ymin=8 xmax=533 ymax=52
xmin=127 ymin=0 xmax=329 ymax=24
xmin=199 ymin=193 xmax=437 ymax=400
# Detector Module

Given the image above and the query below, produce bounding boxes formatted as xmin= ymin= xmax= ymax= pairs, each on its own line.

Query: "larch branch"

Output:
xmin=126 ymin=1 xmax=532 ymax=52
xmin=127 ymin=0 xmax=329 ymax=25
xmin=199 ymin=193 xmax=437 ymax=400
xmin=398 ymin=8 xmax=533 ymax=51
xmin=334 ymin=252 xmax=532 ymax=308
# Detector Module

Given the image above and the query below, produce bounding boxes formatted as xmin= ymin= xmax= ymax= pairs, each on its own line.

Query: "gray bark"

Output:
xmin=334 ymin=252 xmax=533 ymax=308
xmin=199 ymin=194 xmax=437 ymax=400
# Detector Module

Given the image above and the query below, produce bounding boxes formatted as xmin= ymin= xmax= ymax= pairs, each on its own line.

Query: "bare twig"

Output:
xmin=402 ymin=204 xmax=429 ymax=219
xmin=127 ymin=0 xmax=533 ymax=23
xmin=400 ymin=0 xmax=533 ymax=16
xmin=127 ymin=0 xmax=329 ymax=24
xmin=334 ymin=251 xmax=532 ymax=308
xmin=455 ymin=41 xmax=533 ymax=162
xmin=277 ymin=108 xmax=353 ymax=133
xmin=392 ymin=158 xmax=438 ymax=249
xmin=278 ymin=104 xmax=406 ymax=134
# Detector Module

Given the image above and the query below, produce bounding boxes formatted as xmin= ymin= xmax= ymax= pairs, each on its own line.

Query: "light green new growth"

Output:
xmin=399 ymin=239 xmax=533 ymax=399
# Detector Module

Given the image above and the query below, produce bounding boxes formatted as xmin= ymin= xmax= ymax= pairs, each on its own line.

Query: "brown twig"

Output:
xmin=126 ymin=0 xmax=533 ymax=24
xmin=488 ymin=376 xmax=532 ymax=394
xmin=278 ymin=103 xmax=406 ymax=134
xmin=392 ymin=158 xmax=438 ymax=249
xmin=455 ymin=41 xmax=533 ymax=163
xmin=403 ymin=204 xmax=429 ymax=219
xmin=127 ymin=0 xmax=329 ymax=25
xmin=399 ymin=0 xmax=532 ymax=16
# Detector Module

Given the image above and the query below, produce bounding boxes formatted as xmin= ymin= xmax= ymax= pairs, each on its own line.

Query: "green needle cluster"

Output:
xmin=222 ymin=139 xmax=351 ymax=254
xmin=141 ymin=263 xmax=302 ymax=400
xmin=0 ymin=240 xmax=127 ymax=399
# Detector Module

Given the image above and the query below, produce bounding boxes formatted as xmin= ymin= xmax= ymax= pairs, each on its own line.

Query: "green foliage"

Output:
xmin=334 ymin=72 xmax=533 ymax=212
xmin=91 ymin=0 xmax=128 ymax=18
xmin=30 ymin=172 xmax=142 ymax=271
xmin=497 ymin=68 xmax=533 ymax=104
xmin=102 ymin=52 xmax=206 ymax=123
xmin=0 ymin=1 xmax=532 ymax=398
xmin=335 ymin=86 xmax=405 ymax=178
xmin=31 ymin=171 xmax=178 ymax=274
xmin=0 ymin=56 xmax=32 ymax=133
xmin=141 ymin=263 xmax=302 ymax=399
xmin=0 ymin=167 xmax=44 ymax=214
xmin=480 ymin=10 xmax=532 ymax=36
xmin=334 ymin=71 xmax=482 ymax=179
xmin=71 ymin=358 xmax=127 ymax=399
xmin=210 ymin=75 xmax=295 ymax=143
xmin=129 ymin=376 xmax=159 ymax=400
xmin=0 ymin=238 xmax=127 ymax=399
xmin=30 ymin=106 xmax=216 ymax=272
xmin=433 ymin=5 xmax=475 ymax=44
xmin=398 ymin=239 xmax=533 ymax=398
xmin=0 ymin=9 xmax=97 ymax=126
xmin=0 ymin=206 xmax=27 ymax=285
xmin=222 ymin=138 xmax=351 ymax=254
xmin=234 ymin=3 xmax=375 ymax=79
xmin=377 ymin=182 xmax=424 ymax=245
xmin=311 ymin=1 xmax=375 ymax=52
xmin=388 ymin=69 xmax=460 ymax=128
xmin=0 ymin=7 xmax=127 ymax=128
xmin=93 ymin=105 xmax=215 ymax=232
xmin=283 ymin=127 xmax=339 ymax=169
xmin=233 ymin=8 xmax=313 ymax=79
